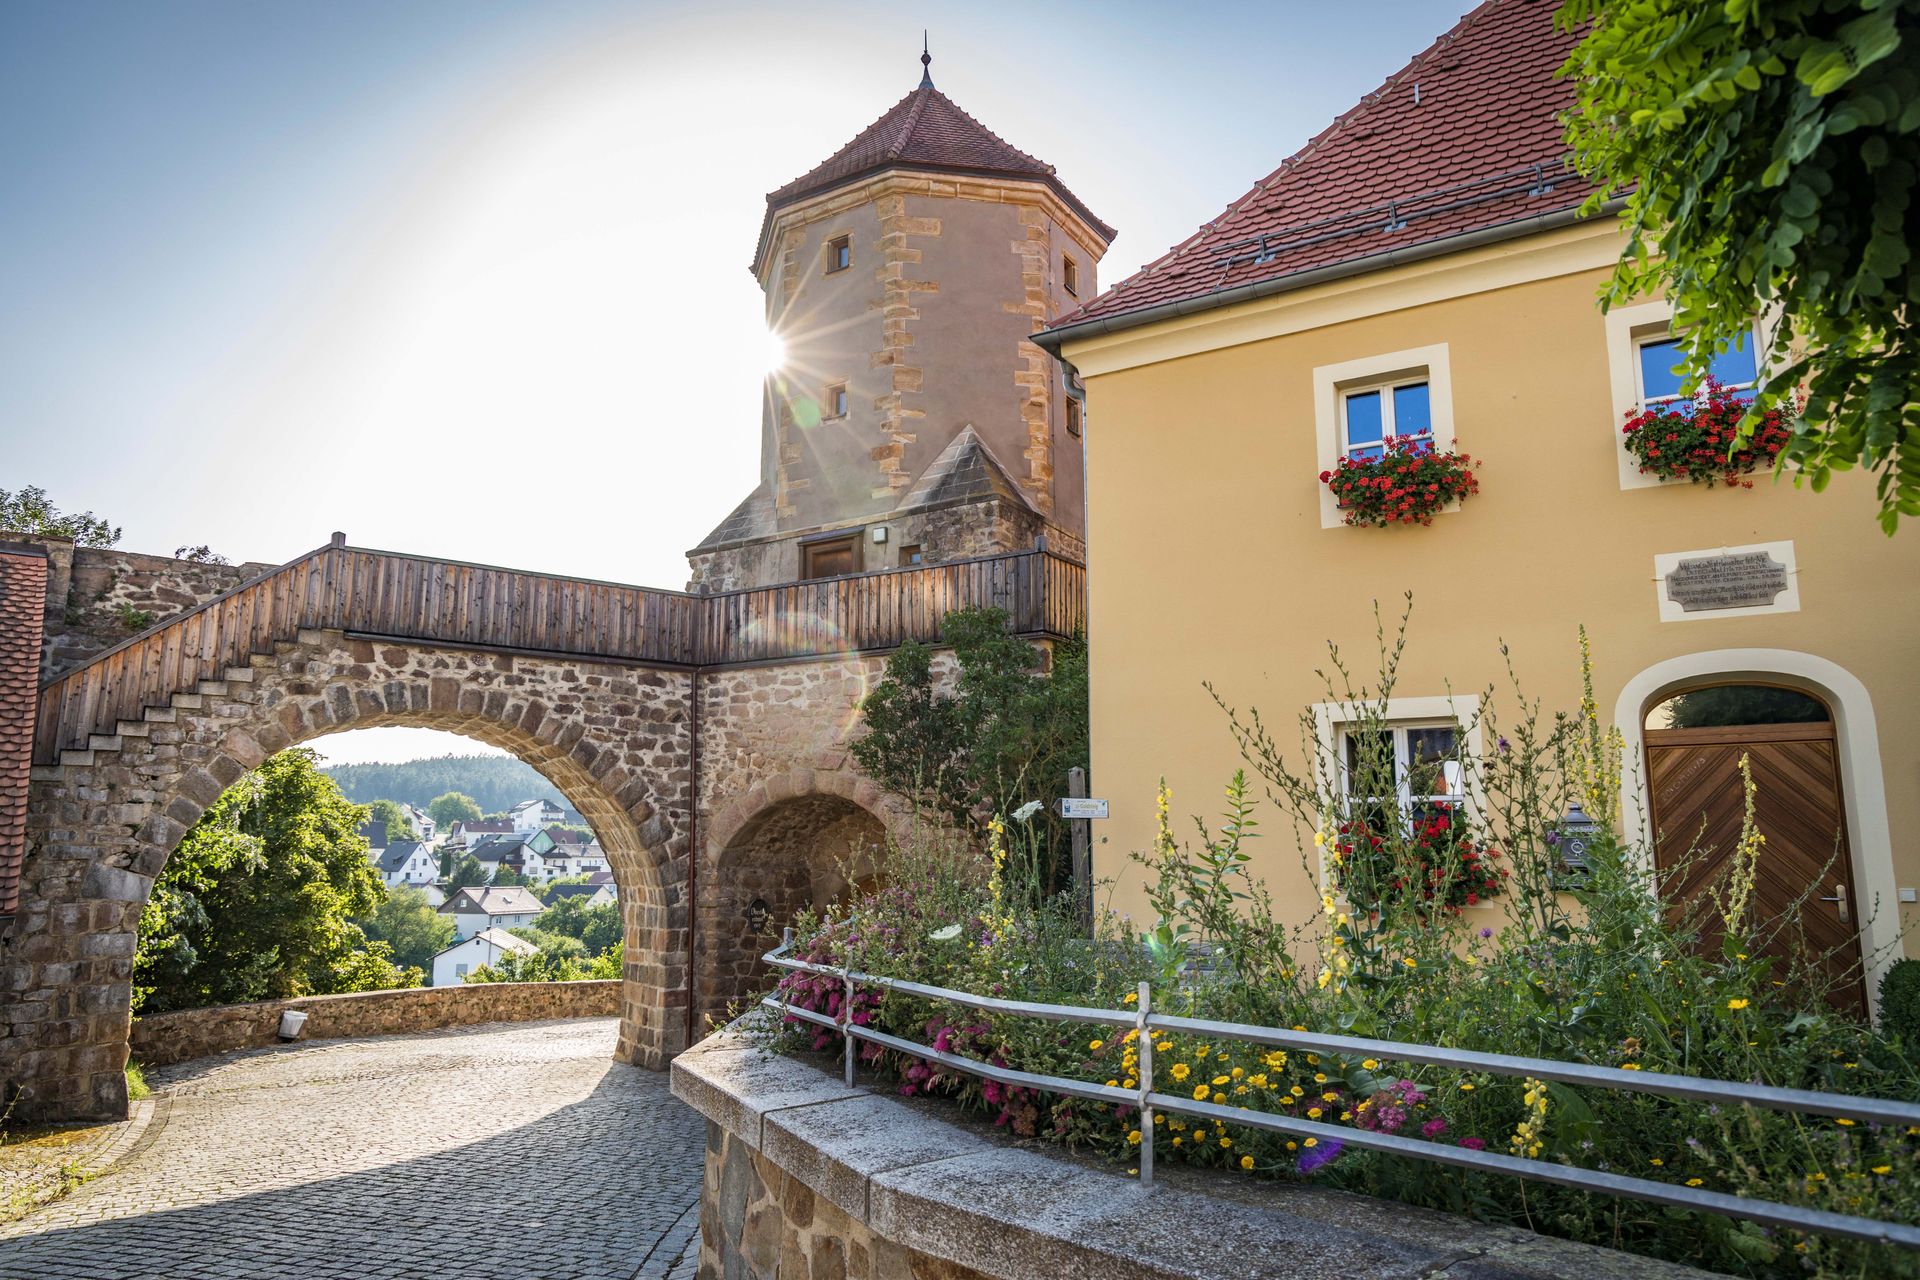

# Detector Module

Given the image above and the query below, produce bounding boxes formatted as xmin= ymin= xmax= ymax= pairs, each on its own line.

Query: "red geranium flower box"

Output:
xmin=1319 ymin=436 xmax=1479 ymax=528
xmin=1621 ymin=378 xmax=1795 ymax=488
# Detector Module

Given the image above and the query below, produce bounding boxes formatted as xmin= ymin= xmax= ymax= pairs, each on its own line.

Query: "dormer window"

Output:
xmin=826 ymin=235 xmax=851 ymax=274
xmin=1063 ymin=255 xmax=1080 ymax=296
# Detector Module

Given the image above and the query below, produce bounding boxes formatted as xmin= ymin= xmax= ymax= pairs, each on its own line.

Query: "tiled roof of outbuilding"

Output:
xmin=755 ymin=72 xmax=1114 ymax=268
xmin=1044 ymin=0 xmax=1592 ymax=338
xmin=0 ymin=544 xmax=48 ymax=916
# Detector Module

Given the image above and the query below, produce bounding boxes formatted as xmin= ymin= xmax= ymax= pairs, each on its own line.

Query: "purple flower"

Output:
xmin=1297 ymin=1139 xmax=1344 ymax=1174
xmin=1422 ymin=1118 xmax=1448 ymax=1139
xmin=1479 ymin=927 xmax=1493 ymax=939
xmin=1459 ymin=1137 xmax=1487 ymax=1151
xmin=1497 ymin=736 xmax=1511 ymax=755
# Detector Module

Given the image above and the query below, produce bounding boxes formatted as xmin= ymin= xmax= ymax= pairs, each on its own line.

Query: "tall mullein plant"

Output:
xmin=1472 ymin=643 xmax=1582 ymax=946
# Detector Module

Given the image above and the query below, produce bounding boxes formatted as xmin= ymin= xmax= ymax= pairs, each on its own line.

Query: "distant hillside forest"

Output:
xmin=324 ymin=754 xmax=569 ymax=816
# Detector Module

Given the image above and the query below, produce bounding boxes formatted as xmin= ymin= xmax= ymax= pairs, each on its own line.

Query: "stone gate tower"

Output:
xmin=687 ymin=50 xmax=1114 ymax=590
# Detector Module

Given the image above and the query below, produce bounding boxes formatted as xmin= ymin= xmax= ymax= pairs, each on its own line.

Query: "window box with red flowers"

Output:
xmin=1319 ymin=436 xmax=1480 ymax=527
xmin=1621 ymin=378 xmax=1795 ymax=488
xmin=1329 ymin=805 xmax=1507 ymax=916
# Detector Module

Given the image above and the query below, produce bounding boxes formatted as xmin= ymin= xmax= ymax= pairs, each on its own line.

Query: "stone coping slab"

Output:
xmin=672 ymin=1030 xmax=1724 ymax=1280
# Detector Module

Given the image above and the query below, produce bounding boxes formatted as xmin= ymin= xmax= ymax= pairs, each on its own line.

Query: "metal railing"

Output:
xmin=761 ymin=932 xmax=1920 ymax=1251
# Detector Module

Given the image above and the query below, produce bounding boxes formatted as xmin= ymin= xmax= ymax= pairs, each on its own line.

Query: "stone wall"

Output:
xmin=673 ymin=1029 xmax=1719 ymax=1280
xmin=128 ymin=980 xmax=619 ymax=1066
xmin=9 ymin=627 xmax=693 ymax=1119
xmin=0 ymin=534 xmax=276 ymax=680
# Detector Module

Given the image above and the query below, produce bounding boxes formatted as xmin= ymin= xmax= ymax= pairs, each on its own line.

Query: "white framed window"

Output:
xmin=1312 ymin=344 xmax=1454 ymax=529
xmin=1339 ymin=376 xmax=1433 ymax=463
xmin=1310 ymin=694 xmax=1481 ymax=885
xmin=455 ymin=963 xmax=469 ymax=977
xmin=1605 ymin=300 xmax=1769 ymax=490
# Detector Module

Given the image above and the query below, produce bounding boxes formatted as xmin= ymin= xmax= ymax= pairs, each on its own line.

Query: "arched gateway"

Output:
xmin=0 ymin=534 xmax=1083 ymax=1119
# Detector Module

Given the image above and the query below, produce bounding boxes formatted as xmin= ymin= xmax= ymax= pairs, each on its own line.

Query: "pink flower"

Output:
xmin=1459 ymin=1137 xmax=1487 ymax=1151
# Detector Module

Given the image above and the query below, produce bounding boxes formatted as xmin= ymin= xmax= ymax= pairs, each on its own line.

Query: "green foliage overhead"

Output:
xmin=426 ymin=791 xmax=483 ymax=828
xmin=134 ymin=749 xmax=392 ymax=1014
xmin=356 ymin=886 xmax=456 ymax=972
xmin=366 ymin=798 xmax=415 ymax=842
xmin=0 ymin=484 xmax=121 ymax=546
xmin=445 ymin=851 xmax=488 ymax=891
xmin=323 ymin=754 xmax=566 ymax=816
xmin=852 ymin=607 xmax=1088 ymax=883
xmin=1559 ymin=0 xmax=1920 ymax=531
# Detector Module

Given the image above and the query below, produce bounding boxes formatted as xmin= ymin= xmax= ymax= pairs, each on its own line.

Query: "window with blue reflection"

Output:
xmin=1343 ymin=389 xmax=1384 ymax=460
xmin=1639 ymin=333 xmax=1758 ymax=404
xmin=1393 ymin=382 xmax=1432 ymax=439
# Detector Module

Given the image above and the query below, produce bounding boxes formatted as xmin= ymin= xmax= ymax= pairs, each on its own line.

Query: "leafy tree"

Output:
xmin=465 ymin=947 xmax=615 ymax=983
xmin=329 ymin=941 xmax=421 ymax=993
xmin=0 ymin=484 xmax=120 ymax=546
xmin=133 ymin=749 xmax=387 ymax=1013
xmin=367 ymin=799 xmax=415 ymax=841
xmin=323 ymin=754 xmax=566 ymax=816
xmin=1560 ymin=0 xmax=1920 ymax=531
xmin=531 ymin=895 xmax=623 ymax=957
xmin=356 ymin=886 xmax=456 ymax=971
xmin=490 ymin=865 xmax=531 ymax=887
xmin=427 ymin=791 xmax=483 ymax=829
xmin=852 ymin=606 xmax=1088 ymax=885
xmin=445 ymin=851 xmax=488 ymax=891
xmin=173 ymin=544 xmax=229 ymax=564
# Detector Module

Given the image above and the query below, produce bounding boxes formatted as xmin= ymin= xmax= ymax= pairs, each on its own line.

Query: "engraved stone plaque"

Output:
xmin=1664 ymin=550 xmax=1790 ymax=613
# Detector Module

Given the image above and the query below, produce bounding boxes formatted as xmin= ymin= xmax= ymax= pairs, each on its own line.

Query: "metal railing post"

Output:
xmin=1136 ymin=981 xmax=1153 ymax=1187
xmin=843 ymin=971 xmax=856 ymax=1086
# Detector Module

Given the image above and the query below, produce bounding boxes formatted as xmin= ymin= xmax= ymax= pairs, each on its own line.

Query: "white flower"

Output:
xmin=928 ymin=924 xmax=963 ymax=942
xmin=1011 ymin=800 xmax=1045 ymax=823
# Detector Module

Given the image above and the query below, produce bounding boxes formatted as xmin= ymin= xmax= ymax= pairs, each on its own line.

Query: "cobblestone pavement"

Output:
xmin=0 ymin=1018 xmax=704 ymax=1280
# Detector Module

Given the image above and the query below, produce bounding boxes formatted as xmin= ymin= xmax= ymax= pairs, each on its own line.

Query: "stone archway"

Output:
xmin=11 ymin=630 xmax=694 ymax=1119
xmin=696 ymin=769 xmax=912 ymax=1029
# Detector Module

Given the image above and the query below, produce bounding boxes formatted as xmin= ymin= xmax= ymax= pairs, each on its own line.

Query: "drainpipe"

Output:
xmin=685 ymin=667 xmax=702 ymax=1053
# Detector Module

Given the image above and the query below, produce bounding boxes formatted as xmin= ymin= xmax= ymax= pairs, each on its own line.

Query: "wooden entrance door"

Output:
xmin=1645 ymin=721 xmax=1866 ymax=1016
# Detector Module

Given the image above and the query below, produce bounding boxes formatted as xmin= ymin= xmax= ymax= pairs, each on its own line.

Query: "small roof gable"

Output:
xmin=376 ymin=841 xmax=427 ymax=873
xmin=437 ymin=927 xmax=539 ymax=959
xmin=691 ymin=485 xmax=778 ymax=553
xmin=896 ymin=425 xmax=1038 ymax=515
xmin=1045 ymin=0 xmax=1588 ymax=337
xmin=439 ymin=886 xmax=545 ymax=917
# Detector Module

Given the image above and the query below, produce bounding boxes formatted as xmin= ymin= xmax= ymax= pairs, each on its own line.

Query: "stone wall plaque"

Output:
xmin=1653 ymin=541 xmax=1800 ymax=622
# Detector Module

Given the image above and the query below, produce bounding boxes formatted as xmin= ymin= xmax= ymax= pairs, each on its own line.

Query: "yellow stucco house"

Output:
xmin=1036 ymin=0 xmax=1918 ymax=1012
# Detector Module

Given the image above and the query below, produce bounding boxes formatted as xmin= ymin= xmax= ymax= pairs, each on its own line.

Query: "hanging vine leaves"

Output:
xmin=1558 ymin=0 xmax=1920 ymax=532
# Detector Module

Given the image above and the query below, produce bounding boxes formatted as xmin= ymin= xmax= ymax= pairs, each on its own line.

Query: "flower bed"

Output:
xmin=1319 ymin=436 xmax=1479 ymax=526
xmin=761 ymin=624 xmax=1920 ymax=1280
xmin=1622 ymin=380 xmax=1796 ymax=487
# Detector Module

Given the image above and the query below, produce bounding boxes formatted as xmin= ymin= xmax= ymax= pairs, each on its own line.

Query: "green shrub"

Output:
xmin=1880 ymin=960 xmax=1920 ymax=1045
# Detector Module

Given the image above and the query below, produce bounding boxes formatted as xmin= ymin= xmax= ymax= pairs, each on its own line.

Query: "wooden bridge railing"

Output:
xmin=34 ymin=541 xmax=1086 ymax=762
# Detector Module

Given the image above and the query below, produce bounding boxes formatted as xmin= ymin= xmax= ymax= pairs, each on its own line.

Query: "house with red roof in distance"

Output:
xmin=1035 ymin=0 xmax=1919 ymax=1017
xmin=685 ymin=45 xmax=1114 ymax=591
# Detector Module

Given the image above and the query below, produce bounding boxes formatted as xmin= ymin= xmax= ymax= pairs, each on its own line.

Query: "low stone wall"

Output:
xmin=672 ymin=1028 xmax=1716 ymax=1280
xmin=129 ymin=980 xmax=620 ymax=1067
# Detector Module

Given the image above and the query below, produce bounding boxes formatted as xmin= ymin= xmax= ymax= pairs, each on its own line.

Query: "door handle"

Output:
xmin=1818 ymin=883 xmax=1850 ymax=924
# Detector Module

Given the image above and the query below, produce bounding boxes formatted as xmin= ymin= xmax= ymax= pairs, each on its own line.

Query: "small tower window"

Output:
xmin=1065 ymin=396 xmax=1084 ymax=438
xmin=826 ymin=236 xmax=851 ymax=274
xmin=823 ymin=382 xmax=849 ymax=419
xmin=1063 ymin=255 xmax=1080 ymax=296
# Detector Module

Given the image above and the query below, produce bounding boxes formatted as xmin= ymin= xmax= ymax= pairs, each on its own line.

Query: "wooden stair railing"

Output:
xmin=34 ymin=541 xmax=1088 ymax=764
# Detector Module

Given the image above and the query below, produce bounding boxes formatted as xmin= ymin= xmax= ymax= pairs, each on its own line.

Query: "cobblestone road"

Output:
xmin=0 ymin=1018 xmax=704 ymax=1280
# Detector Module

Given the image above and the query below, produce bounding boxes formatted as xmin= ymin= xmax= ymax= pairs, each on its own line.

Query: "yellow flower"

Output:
xmin=1362 ymin=1059 xmax=1379 ymax=1071
xmin=1194 ymin=1085 xmax=1211 ymax=1101
xmin=1286 ymin=1141 xmax=1297 ymax=1151
xmin=1219 ymin=1136 xmax=1232 ymax=1149
xmin=1153 ymin=1114 xmax=1164 ymax=1125
xmin=1307 ymin=1107 xmax=1322 ymax=1119
xmin=1230 ymin=1067 xmax=1245 ymax=1079
xmin=1836 ymin=1118 xmax=1856 ymax=1127
xmin=1686 ymin=1178 xmax=1704 ymax=1187
xmin=1240 ymin=1155 xmax=1255 ymax=1170
xmin=1212 ymin=1075 xmax=1230 ymax=1086
xmin=1873 ymin=1165 xmax=1892 ymax=1176
xmin=1650 ymin=1158 xmax=1664 ymax=1167
xmin=1303 ymin=1138 xmax=1318 ymax=1148
xmin=1402 ymin=957 xmax=1417 ymax=969
xmin=1313 ymin=1073 xmax=1327 ymax=1084
xmin=1620 ymin=1063 xmax=1642 ymax=1071
xmin=1127 ymin=1130 xmax=1142 ymax=1145
xmin=1459 ymin=1083 xmax=1475 ymax=1092
xmin=1290 ymin=1086 xmax=1305 ymax=1098
xmin=1106 ymin=1080 xmax=1118 ymax=1088
xmin=1726 ymin=998 xmax=1749 ymax=1011
xmin=1122 ymin=992 xmax=1138 ymax=1005
xmin=1089 ymin=1040 xmax=1104 ymax=1051
xmin=1170 ymin=1063 xmax=1190 ymax=1082
xmin=1322 ymin=1092 xmax=1339 ymax=1102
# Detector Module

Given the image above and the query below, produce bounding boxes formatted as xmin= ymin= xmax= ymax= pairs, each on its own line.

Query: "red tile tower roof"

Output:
xmin=0 ymin=543 xmax=49 ymax=917
xmin=1041 ymin=0 xmax=1595 ymax=341
xmin=754 ymin=59 xmax=1114 ymax=269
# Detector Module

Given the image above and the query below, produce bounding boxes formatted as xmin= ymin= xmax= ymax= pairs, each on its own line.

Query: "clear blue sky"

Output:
xmin=1 ymin=0 xmax=1467 ymax=761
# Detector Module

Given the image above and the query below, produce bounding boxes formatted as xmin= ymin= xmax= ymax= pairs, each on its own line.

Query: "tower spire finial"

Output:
xmin=919 ymin=31 xmax=933 ymax=88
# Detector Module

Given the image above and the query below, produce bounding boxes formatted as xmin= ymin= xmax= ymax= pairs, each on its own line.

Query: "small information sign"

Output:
xmin=1664 ymin=550 xmax=1790 ymax=613
xmin=1056 ymin=797 xmax=1109 ymax=820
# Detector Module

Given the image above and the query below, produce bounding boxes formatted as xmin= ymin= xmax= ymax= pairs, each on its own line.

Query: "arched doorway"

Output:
xmin=1643 ymin=682 xmax=1866 ymax=1015
xmin=701 ymin=793 xmax=888 ymax=1025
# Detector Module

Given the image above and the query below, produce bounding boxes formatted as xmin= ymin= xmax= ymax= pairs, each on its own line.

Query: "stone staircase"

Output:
xmin=37 ymin=656 xmax=267 ymax=773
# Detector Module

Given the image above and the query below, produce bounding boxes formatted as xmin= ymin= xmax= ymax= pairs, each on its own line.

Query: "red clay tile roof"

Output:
xmin=0 ymin=545 xmax=49 ymax=916
xmin=755 ymin=74 xmax=1115 ymax=268
xmin=1044 ymin=0 xmax=1593 ymax=338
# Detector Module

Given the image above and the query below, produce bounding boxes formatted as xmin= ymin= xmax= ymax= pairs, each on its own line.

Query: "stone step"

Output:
xmin=59 ymin=749 xmax=95 ymax=767
xmin=143 ymin=707 xmax=176 ymax=724
xmin=29 ymin=766 xmax=67 ymax=783
xmin=117 ymin=721 xmax=151 ymax=739
xmin=197 ymin=681 xmax=228 ymax=697
xmin=87 ymin=734 xmax=123 ymax=753
xmin=226 ymin=666 xmax=256 ymax=683
xmin=170 ymin=693 xmax=203 ymax=710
